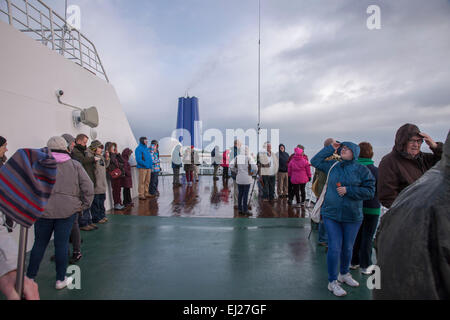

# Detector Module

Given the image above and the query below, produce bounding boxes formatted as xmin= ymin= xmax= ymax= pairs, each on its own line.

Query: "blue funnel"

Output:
xmin=176 ymin=96 xmax=202 ymax=149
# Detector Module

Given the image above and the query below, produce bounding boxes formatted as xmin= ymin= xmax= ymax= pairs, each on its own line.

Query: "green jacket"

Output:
xmin=71 ymin=144 xmax=96 ymax=185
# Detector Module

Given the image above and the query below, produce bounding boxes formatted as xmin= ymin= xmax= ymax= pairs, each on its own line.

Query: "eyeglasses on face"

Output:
xmin=408 ymin=138 xmax=424 ymax=145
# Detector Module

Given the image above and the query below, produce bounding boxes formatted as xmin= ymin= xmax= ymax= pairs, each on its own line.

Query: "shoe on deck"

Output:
xmin=361 ymin=266 xmax=374 ymax=275
xmin=244 ymin=211 xmax=253 ymax=216
xmin=69 ymin=252 xmax=82 ymax=264
xmin=114 ymin=204 xmax=125 ymax=210
xmin=350 ymin=264 xmax=360 ymax=270
xmin=328 ymin=280 xmax=347 ymax=297
xmin=55 ymin=276 xmax=73 ymax=290
xmin=338 ymin=273 xmax=359 ymax=287
xmin=89 ymin=224 xmax=98 ymax=230
xmin=80 ymin=225 xmax=94 ymax=231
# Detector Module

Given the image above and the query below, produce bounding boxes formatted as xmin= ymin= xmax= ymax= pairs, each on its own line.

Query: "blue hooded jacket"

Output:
xmin=135 ymin=142 xmax=152 ymax=169
xmin=310 ymin=142 xmax=375 ymax=223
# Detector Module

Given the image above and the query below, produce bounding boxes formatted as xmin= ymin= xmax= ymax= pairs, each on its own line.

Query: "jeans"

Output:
xmin=238 ymin=184 xmax=251 ymax=212
xmin=27 ymin=214 xmax=77 ymax=281
xmin=262 ymin=175 xmax=276 ymax=200
xmin=149 ymin=171 xmax=159 ymax=194
xmin=91 ymin=193 xmax=106 ymax=223
xmin=351 ymin=214 xmax=380 ymax=268
xmin=323 ymin=217 xmax=362 ymax=282
xmin=318 ymin=219 xmax=328 ymax=244
xmin=79 ymin=208 xmax=92 ymax=228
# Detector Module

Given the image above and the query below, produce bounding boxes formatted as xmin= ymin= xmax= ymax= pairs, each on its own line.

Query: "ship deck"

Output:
xmin=31 ymin=176 xmax=373 ymax=300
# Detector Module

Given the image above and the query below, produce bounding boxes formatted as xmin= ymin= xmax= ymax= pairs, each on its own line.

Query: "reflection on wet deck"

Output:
xmin=111 ymin=175 xmax=313 ymax=218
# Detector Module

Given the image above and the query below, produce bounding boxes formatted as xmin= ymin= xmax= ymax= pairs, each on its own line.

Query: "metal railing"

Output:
xmin=0 ymin=0 xmax=109 ymax=82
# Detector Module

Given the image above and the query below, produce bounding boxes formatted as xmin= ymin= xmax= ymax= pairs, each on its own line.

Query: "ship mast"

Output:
xmin=257 ymin=0 xmax=261 ymax=150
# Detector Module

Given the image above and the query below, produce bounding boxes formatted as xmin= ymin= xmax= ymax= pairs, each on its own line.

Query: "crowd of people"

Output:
xmin=0 ymin=123 xmax=446 ymax=299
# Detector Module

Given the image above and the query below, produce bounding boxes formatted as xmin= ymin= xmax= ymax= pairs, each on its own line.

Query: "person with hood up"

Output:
xmin=121 ymin=148 xmax=134 ymax=207
xmin=148 ymin=140 xmax=161 ymax=196
xmin=288 ymin=147 xmax=311 ymax=207
xmin=106 ymin=142 xmax=125 ymax=210
xmin=311 ymin=140 xmax=375 ymax=297
xmin=135 ymin=137 xmax=152 ymax=200
xmin=378 ymin=123 xmax=443 ymax=208
xmin=26 ymin=137 xmax=94 ymax=290
xmin=211 ymin=145 xmax=221 ymax=181
xmin=277 ymin=144 xmax=290 ymax=198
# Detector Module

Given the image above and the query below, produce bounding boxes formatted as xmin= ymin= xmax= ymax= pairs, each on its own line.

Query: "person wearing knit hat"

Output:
xmin=88 ymin=140 xmax=110 ymax=226
xmin=26 ymin=136 xmax=94 ymax=290
xmin=61 ymin=134 xmax=75 ymax=153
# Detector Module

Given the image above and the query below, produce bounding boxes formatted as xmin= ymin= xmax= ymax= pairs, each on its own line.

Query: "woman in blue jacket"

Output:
xmin=311 ymin=141 xmax=375 ymax=297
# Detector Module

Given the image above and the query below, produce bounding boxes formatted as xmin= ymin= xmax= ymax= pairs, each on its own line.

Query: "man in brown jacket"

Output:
xmin=378 ymin=123 xmax=443 ymax=208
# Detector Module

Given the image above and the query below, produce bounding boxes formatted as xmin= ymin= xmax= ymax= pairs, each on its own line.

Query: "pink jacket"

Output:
xmin=288 ymin=148 xmax=311 ymax=184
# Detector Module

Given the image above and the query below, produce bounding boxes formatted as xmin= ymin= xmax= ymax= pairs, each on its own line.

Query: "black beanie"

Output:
xmin=0 ymin=136 xmax=6 ymax=147
xmin=139 ymin=137 xmax=147 ymax=145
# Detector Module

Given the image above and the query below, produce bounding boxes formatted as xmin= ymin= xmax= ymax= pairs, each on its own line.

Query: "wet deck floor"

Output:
xmin=31 ymin=176 xmax=374 ymax=300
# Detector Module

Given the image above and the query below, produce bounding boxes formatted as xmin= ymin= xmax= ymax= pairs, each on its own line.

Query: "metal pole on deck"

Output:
xmin=15 ymin=225 xmax=29 ymax=298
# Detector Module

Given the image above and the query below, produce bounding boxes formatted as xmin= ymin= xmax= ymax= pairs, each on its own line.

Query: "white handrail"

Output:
xmin=0 ymin=0 xmax=109 ymax=82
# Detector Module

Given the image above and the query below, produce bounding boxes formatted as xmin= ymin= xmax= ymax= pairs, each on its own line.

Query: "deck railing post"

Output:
xmin=6 ymin=0 xmax=12 ymax=25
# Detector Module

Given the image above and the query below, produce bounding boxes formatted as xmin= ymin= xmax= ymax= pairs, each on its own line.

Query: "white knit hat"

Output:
xmin=47 ymin=136 xmax=68 ymax=151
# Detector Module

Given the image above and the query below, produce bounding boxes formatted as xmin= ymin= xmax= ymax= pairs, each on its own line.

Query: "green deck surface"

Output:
xmin=32 ymin=215 xmax=373 ymax=300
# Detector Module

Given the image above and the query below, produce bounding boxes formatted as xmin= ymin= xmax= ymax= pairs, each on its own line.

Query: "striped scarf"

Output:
xmin=0 ymin=147 xmax=57 ymax=228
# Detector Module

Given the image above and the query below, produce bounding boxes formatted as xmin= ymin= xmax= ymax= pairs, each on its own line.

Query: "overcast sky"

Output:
xmin=47 ymin=0 xmax=450 ymax=164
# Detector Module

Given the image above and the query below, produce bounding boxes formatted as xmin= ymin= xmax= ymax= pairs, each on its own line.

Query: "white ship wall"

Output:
xmin=0 ymin=20 xmax=139 ymax=227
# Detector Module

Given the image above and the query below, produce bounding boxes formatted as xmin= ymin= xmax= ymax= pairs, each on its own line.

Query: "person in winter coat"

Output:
xmin=257 ymin=142 xmax=279 ymax=201
xmin=26 ymin=137 xmax=94 ymax=290
xmin=311 ymin=138 xmax=341 ymax=246
xmin=221 ymin=149 xmax=231 ymax=180
xmin=106 ymin=142 xmax=125 ymax=210
xmin=61 ymin=133 xmax=75 ymax=153
xmin=378 ymin=123 xmax=443 ymax=208
xmin=350 ymin=142 xmax=381 ymax=274
xmin=121 ymin=148 xmax=133 ymax=207
xmin=71 ymin=134 xmax=97 ymax=231
xmin=287 ymin=147 xmax=311 ymax=206
xmin=211 ymin=145 xmax=221 ymax=181
xmin=89 ymin=140 xmax=110 ymax=225
xmin=311 ymin=141 xmax=375 ymax=297
xmin=183 ymin=146 xmax=199 ymax=186
xmin=135 ymin=137 xmax=152 ymax=200
xmin=277 ymin=144 xmax=290 ymax=198
xmin=148 ymin=140 xmax=161 ymax=196
xmin=172 ymin=144 xmax=183 ymax=187
xmin=229 ymin=146 xmax=257 ymax=215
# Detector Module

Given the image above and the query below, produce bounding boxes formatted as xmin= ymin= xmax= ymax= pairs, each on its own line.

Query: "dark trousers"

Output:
xmin=70 ymin=214 xmax=81 ymax=253
xmin=262 ymin=175 xmax=276 ymax=200
xmin=351 ymin=213 xmax=380 ymax=268
xmin=78 ymin=208 xmax=92 ymax=228
xmin=173 ymin=167 xmax=181 ymax=184
xmin=290 ymin=184 xmax=301 ymax=203
xmin=111 ymin=178 xmax=122 ymax=205
xmin=27 ymin=214 xmax=77 ymax=281
xmin=288 ymin=177 xmax=293 ymax=201
xmin=91 ymin=193 xmax=106 ymax=223
xmin=222 ymin=167 xmax=229 ymax=180
xmin=123 ymin=188 xmax=132 ymax=206
xmin=185 ymin=170 xmax=193 ymax=182
xmin=238 ymin=184 xmax=251 ymax=212
xmin=149 ymin=171 xmax=159 ymax=194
